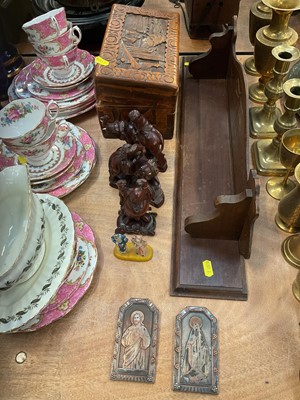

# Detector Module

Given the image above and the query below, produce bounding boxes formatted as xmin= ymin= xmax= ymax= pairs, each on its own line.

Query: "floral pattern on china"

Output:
xmin=0 ymin=102 xmax=39 ymax=126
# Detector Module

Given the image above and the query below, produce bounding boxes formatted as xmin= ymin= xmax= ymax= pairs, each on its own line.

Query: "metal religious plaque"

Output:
xmin=173 ymin=307 xmax=218 ymax=394
xmin=111 ymin=298 xmax=159 ymax=383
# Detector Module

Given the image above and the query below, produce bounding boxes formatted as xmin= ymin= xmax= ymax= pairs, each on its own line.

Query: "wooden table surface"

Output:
xmin=1 ymin=1 xmax=300 ymax=399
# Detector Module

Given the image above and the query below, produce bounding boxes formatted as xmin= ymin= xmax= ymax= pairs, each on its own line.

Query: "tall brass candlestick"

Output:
xmin=244 ymin=1 xmax=272 ymax=76
xmin=249 ymin=0 xmax=300 ymax=104
xmin=252 ymin=78 xmax=300 ymax=175
xmin=250 ymin=45 xmax=299 ymax=139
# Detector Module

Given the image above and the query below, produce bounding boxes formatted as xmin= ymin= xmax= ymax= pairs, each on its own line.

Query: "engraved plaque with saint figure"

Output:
xmin=111 ymin=298 xmax=159 ymax=383
xmin=173 ymin=306 xmax=218 ymax=394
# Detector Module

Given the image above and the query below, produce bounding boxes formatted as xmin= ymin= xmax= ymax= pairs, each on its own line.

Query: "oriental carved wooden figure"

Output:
xmin=111 ymin=298 xmax=159 ymax=383
xmin=173 ymin=307 xmax=218 ymax=394
xmin=107 ymin=110 xmax=167 ymax=235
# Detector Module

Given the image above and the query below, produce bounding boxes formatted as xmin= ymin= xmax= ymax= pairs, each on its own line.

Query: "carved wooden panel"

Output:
xmin=96 ymin=4 xmax=179 ymax=93
xmin=95 ymin=5 xmax=179 ymax=138
xmin=173 ymin=307 xmax=218 ymax=394
xmin=111 ymin=298 xmax=159 ymax=383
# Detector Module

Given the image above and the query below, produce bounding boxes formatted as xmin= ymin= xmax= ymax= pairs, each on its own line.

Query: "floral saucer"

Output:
xmin=55 ymin=87 xmax=95 ymax=110
xmin=27 ymin=75 xmax=94 ymax=102
xmin=32 ymin=134 xmax=84 ymax=192
xmin=30 ymin=49 xmax=94 ymax=89
xmin=46 ymin=124 xmax=96 ymax=198
xmin=57 ymin=101 xmax=95 ymax=120
xmin=29 ymin=123 xmax=77 ymax=181
xmin=14 ymin=212 xmax=97 ymax=332
xmin=0 ymin=194 xmax=76 ymax=333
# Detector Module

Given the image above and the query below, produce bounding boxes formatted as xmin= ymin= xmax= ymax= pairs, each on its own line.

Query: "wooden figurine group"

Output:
xmin=107 ymin=110 xmax=167 ymax=236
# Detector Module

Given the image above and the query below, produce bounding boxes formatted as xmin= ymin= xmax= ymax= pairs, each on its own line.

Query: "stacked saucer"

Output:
xmin=8 ymin=7 xmax=95 ymax=120
xmin=0 ymin=99 xmax=96 ymax=198
xmin=0 ymin=166 xmax=98 ymax=333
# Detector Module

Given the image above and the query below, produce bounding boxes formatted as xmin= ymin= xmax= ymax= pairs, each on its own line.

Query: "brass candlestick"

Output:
xmin=249 ymin=0 xmax=300 ymax=104
xmin=244 ymin=1 xmax=272 ymax=76
xmin=282 ymin=234 xmax=300 ymax=269
xmin=275 ymin=163 xmax=300 ymax=233
xmin=266 ymin=128 xmax=300 ymax=199
xmin=292 ymin=271 xmax=300 ymax=301
xmin=250 ymin=45 xmax=299 ymax=139
xmin=252 ymin=78 xmax=300 ymax=176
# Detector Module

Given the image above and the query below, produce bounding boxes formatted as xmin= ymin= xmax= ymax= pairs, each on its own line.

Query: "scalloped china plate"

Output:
xmin=0 ymin=194 xmax=76 ymax=333
xmin=29 ymin=123 xmax=77 ymax=181
xmin=45 ymin=123 xmax=96 ymax=198
xmin=15 ymin=211 xmax=98 ymax=332
xmin=32 ymin=134 xmax=84 ymax=192
xmin=27 ymin=75 xmax=94 ymax=102
xmin=30 ymin=49 xmax=95 ymax=89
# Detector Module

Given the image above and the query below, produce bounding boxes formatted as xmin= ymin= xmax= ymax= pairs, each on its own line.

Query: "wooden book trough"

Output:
xmin=170 ymin=23 xmax=259 ymax=300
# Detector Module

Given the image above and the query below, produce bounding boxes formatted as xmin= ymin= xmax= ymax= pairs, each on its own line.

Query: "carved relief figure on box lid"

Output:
xmin=118 ymin=14 xmax=167 ymax=72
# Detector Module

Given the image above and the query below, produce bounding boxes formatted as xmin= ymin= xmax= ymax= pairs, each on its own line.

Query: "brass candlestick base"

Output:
xmin=275 ymin=213 xmax=300 ymax=233
xmin=249 ymin=80 xmax=268 ymax=103
xmin=292 ymin=271 xmax=300 ymax=301
xmin=244 ymin=56 xmax=260 ymax=76
xmin=251 ymin=139 xmax=286 ymax=176
xmin=266 ymin=176 xmax=296 ymax=199
xmin=282 ymin=234 xmax=300 ymax=269
xmin=250 ymin=106 xmax=281 ymax=138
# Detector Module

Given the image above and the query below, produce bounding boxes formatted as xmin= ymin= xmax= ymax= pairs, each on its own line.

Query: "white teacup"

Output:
xmin=32 ymin=24 xmax=82 ymax=56
xmin=22 ymin=7 xmax=68 ymax=42
xmin=0 ymin=165 xmax=32 ymax=279
xmin=0 ymin=193 xmax=46 ymax=290
xmin=0 ymin=98 xmax=59 ymax=147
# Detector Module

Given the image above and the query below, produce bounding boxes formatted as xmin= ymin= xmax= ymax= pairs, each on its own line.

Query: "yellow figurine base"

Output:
xmin=113 ymin=242 xmax=153 ymax=262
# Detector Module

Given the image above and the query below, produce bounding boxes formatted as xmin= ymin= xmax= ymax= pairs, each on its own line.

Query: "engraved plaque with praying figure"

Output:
xmin=111 ymin=298 xmax=159 ymax=383
xmin=173 ymin=307 xmax=218 ymax=394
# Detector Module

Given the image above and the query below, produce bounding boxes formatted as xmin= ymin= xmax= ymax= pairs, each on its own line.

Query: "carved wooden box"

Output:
xmin=95 ymin=4 xmax=180 ymax=139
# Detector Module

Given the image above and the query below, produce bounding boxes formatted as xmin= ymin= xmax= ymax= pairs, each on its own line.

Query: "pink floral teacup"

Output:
xmin=0 ymin=98 xmax=59 ymax=147
xmin=39 ymin=45 xmax=78 ymax=79
xmin=10 ymin=120 xmax=58 ymax=166
xmin=22 ymin=7 xmax=67 ymax=42
xmin=32 ymin=24 xmax=82 ymax=56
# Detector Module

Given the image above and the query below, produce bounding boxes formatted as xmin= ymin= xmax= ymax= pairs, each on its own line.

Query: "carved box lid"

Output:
xmin=95 ymin=4 xmax=180 ymax=98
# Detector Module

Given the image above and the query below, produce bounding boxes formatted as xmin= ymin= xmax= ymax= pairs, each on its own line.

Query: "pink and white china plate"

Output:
xmin=27 ymin=75 xmax=94 ymax=102
xmin=57 ymin=101 xmax=95 ymax=120
xmin=46 ymin=123 xmax=96 ymax=198
xmin=0 ymin=194 xmax=76 ymax=333
xmin=15 ymin=212 xmax=97 ymax=332
xmin=30 ymin=49 xmax=94 ymax=89
xmin=32 ymin=134 xmax=84 ymax=192
xmin=29 ymin=123 xmax=77 ymax=181
xmin=55 ymin=87 xmax=95 ymax=110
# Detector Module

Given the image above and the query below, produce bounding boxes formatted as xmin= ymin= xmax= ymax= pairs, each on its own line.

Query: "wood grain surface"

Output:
xmin=1 ymin=1 xmax=300 ymax=398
